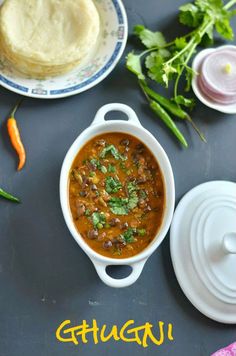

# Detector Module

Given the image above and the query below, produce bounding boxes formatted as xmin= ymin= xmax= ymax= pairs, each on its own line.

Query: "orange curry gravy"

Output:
xmin=69 ymin=133 xmax=165 ymax=258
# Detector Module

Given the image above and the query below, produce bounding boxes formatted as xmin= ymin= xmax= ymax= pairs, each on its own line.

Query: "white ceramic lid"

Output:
xmin=170 ymin=181 xmax=236 ymax=324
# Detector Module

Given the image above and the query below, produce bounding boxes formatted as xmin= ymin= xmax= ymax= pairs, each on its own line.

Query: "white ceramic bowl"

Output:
xmin=0 ymin=0 xmax=128 ymax=99
xmin=60 ymin=103 xmax=175 ymax=288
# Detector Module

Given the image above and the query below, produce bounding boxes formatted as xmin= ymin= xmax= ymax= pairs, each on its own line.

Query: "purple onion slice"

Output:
xmin=198 ymin=75 xmax=236 ymax=104
xmin=202 ymin=49 xmax=236 ymax=96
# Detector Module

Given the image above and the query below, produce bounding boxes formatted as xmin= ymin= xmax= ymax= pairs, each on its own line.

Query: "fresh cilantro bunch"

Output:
xmin=126 ymin=0 xmax=236 ymax=147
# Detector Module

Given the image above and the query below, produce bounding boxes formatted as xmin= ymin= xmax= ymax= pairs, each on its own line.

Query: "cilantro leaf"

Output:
xmin=108 ymin=197 xmax=129 ymax=215
xmin=126 ymin=53 xmax=145 ymax=80
xmin=108 ymin=181 xmax=139 ymax=215
xmin=200 ymin=24 xmax=214 ymax=45
xmin=90 ymin=159 xmax=107 ymax=174
xmin=105 ymin=176 xmax=122 ymax=194
xmin=127 ymin=191 xmax=139 ymax=210
xmin=127 ymin=181 xmax=137 ymax=194
xmin=179 ymin=3 xmax=203 ymax=27
xmin=175 ymin=37 xmax=188 ymax=49
xmin=120 ymin=227 xmax=147 ymax=244
xmin=146 ymin=52 xmax=166 ymax=85
xmin=215 ymin=15 xmax=234 ymax=40
xmin=134 ymin=25 xmax=166 ymax=48
xmin=139 ymin=189 xmax=147 ymax=199
xmin=108 ymin=164 xmax=116 ymax=173
xmin=137 ymin=228 xmax=146 ymax=236
xmin=121 ymin=228 xmax=135 ymax=243
xmin=100 ymin=145 xmax=127 ymax=161
xmin=195 ymin=0 xmax=222 ymax=12
xmin=158 ymin=49 xmax=171 ymax=58
xmin=85 ymin=209 xmax=91 ymax=217
xmin=91 ymin=212 xmax=106 ymax=228
xmin=174 ymin=95 xmax=195 ymax=109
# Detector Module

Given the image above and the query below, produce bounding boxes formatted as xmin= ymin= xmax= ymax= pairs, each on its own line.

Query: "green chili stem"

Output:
xmin=10 ymin=99 xmax=23 ymax=118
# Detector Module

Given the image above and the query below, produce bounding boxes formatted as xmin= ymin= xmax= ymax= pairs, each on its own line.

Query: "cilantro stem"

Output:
xmin=224 ymin=0 xmax=236 ymax=9
xmin=174 ymin=19 xmax=214 ymax=98
xmin=165 ymin=36 xmax=196 ymax=66
xmin=139 ymin=30 xmax=198 ymax=58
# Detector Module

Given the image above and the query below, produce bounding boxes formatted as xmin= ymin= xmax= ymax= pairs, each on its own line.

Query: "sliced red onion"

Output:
xmin=198 ymin=47 xmax=236 ymax=105
xmin=202 ymin=49 xmax=236 ymax=95
xmin=198 ymin=76 xmax=236 ymax=104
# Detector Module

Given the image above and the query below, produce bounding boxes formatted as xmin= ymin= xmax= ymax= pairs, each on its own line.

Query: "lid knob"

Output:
xmin=223 ymin=232 xmax=236 ymax=254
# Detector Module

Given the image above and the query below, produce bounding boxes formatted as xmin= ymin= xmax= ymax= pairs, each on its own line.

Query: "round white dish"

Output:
xmin=192 ymin=45 xmax=236 ymax=114
xmin=60 ymin=103 xmax=175 ymax=288
xmin=0 ymin=0 xmax=128 ymax=99
xmin=170 ymin=181 xmax=236 ymax=324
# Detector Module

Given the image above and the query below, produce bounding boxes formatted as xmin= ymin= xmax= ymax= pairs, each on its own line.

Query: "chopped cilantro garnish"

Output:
xmin=108 ymin=164 xmax=116 ymax=173
xmin=91 ymin=212 xmax=106 ymax=228
xmin=90 ymin=159 xmax=107 ymax=174
xmin=119 ymin=161 xmax=128 ymax=172
xmin=108 ymin=181 xmax=139 ymax=215
xmin=122 ymin=228 xmax=136 ymax=243
xmin=119 ymin=227 xmax=146 ymax=244
xmin=139 ymin=190 xmax=147 ymax=199
xmin=137 ymin=228 xmax=146 ymax=236
xmin=119 ymin=227 xmax=147 ymax=245
xmin=108 ymin=197 xmax=129 ymax=215
xmin=100 ymin=145 xmax=127 ymax=161
xmin=90 ymin=158 xmax=100 ymax=169
xmin=127 ymin=181 xmax=137 ymax=194
xmin=127 ymin=191 xmax=139 ymax=210
xmin=100 ymin=165 xmax=107 ymax=174
xmin=105 ymin=176 xmax=122 ymax=194
xmin=85 ymin=209 xmax=91 ymax=216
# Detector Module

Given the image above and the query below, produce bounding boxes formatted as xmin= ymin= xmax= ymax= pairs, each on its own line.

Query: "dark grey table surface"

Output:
xmin=0 ymin=0 xmax=236 ymax=355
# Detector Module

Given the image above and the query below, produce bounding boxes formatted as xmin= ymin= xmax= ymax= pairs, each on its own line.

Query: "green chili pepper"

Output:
xmin=0 ymin=188 xmax=20 ymax=203
xmin=150 ymin=100 xmax=188 ymax=148
xmin=140 ymin=81 xmax=206 ymax=142
xmin=140 ymin=81 xmax=187 ymax=119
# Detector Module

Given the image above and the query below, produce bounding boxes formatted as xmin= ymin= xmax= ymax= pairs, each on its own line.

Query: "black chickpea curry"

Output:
xmin=69 ymin=133 xmax=165 ymax=258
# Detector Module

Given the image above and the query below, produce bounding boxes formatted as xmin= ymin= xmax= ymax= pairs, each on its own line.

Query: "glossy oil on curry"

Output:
xmin=68 ymin=133 xmax=165 ymax=258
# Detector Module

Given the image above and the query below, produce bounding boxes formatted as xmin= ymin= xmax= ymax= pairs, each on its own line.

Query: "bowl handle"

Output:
xmin=91 ymin=259 xmax=147 ymax=288
xmin=91 ymin=103 xmax=142 ymax=127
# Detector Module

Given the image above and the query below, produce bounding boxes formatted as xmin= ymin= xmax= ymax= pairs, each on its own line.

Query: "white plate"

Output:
xmin=192 ymin=45 xmax=236 ymax=114
xmin=170 ymin=181 xmax=236 ymax=324
xmin=0 ymin=0 xmax=128 ymax=99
